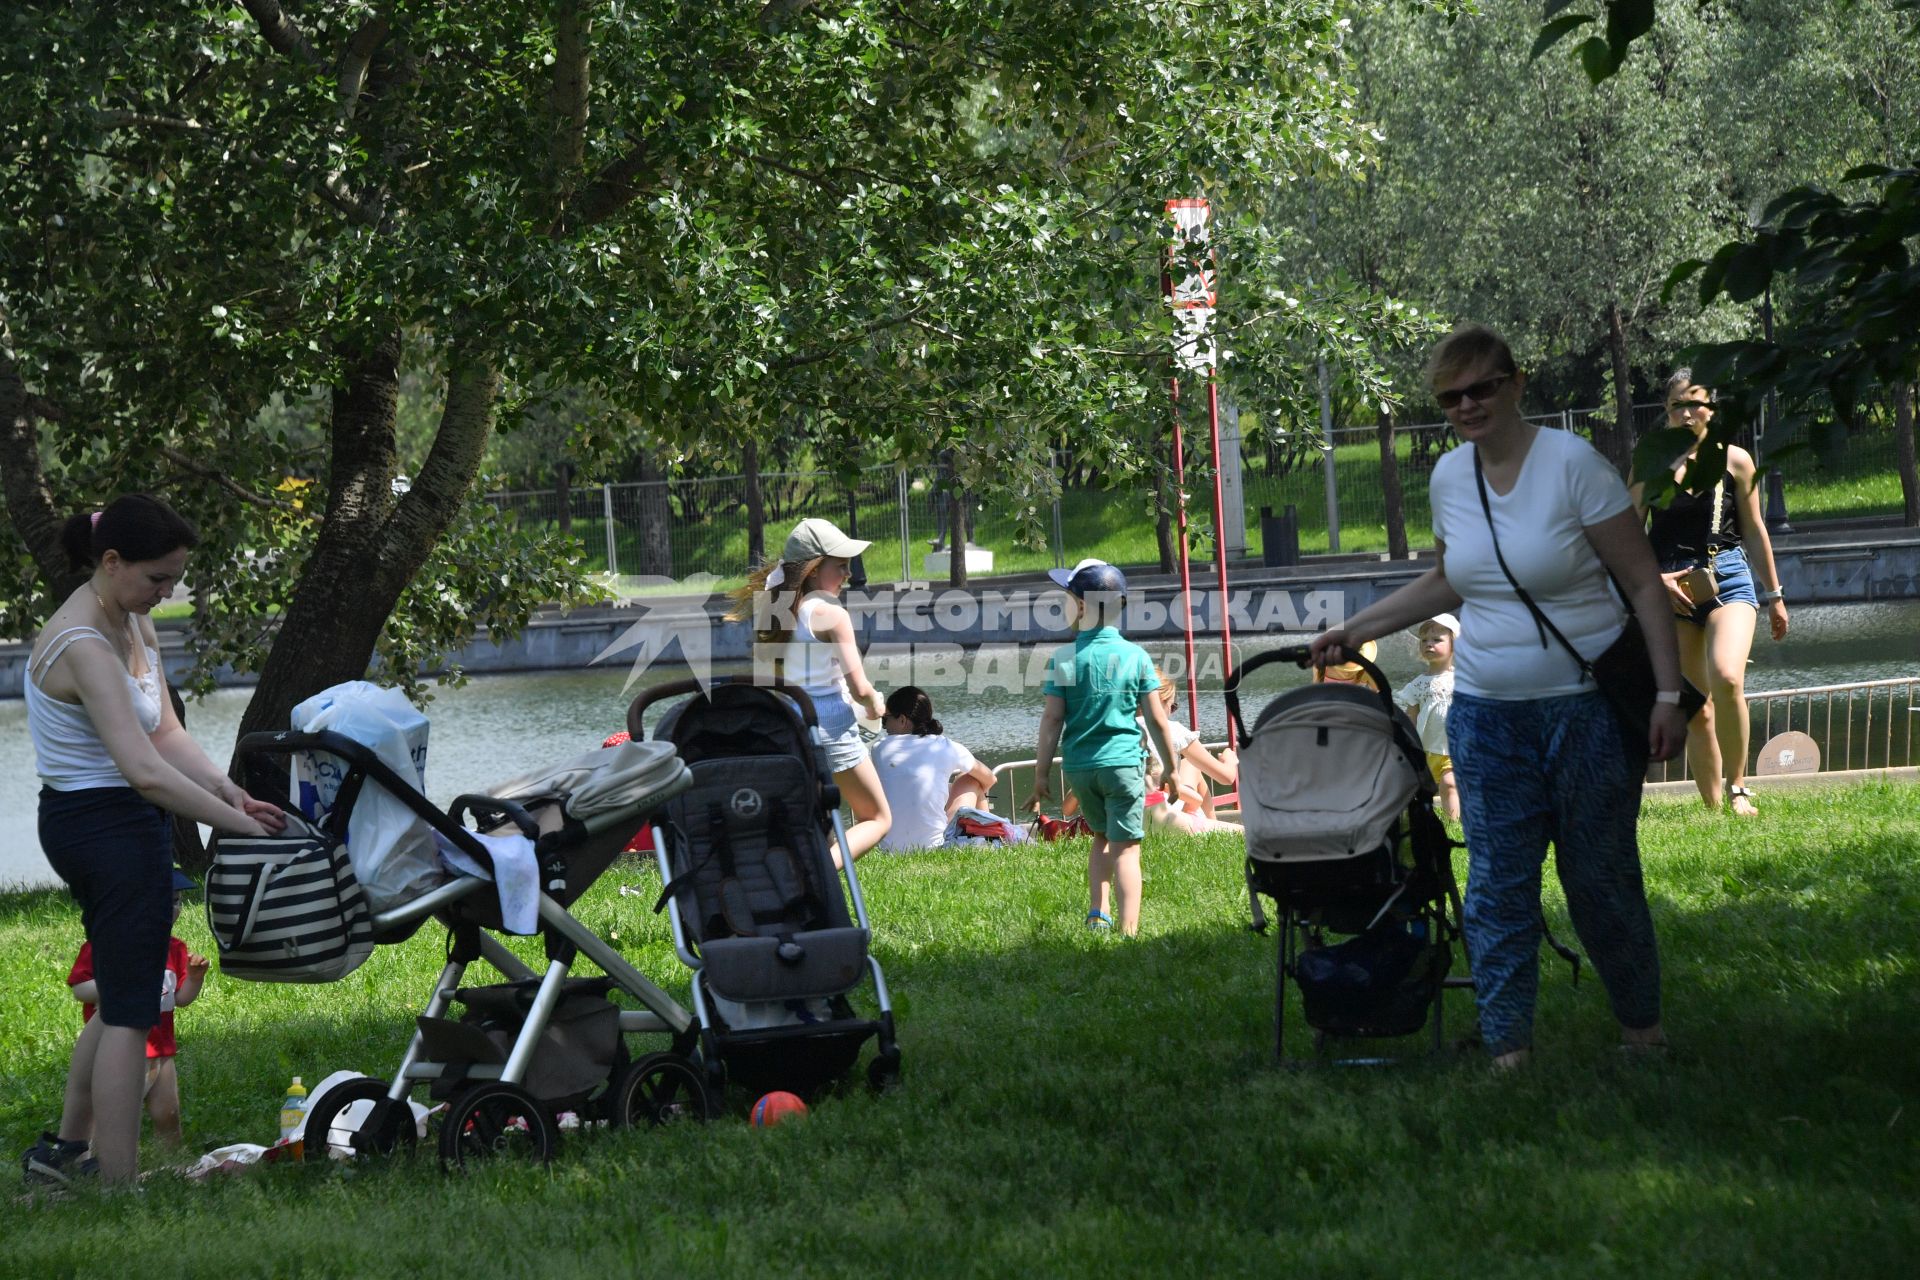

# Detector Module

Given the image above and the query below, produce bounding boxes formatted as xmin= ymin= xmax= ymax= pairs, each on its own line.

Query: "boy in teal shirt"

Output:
xmin=1027 ymin=560 xmax=1176 ymax=935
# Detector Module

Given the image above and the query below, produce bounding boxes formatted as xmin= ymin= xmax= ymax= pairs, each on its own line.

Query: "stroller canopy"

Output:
xmin=1240 ymin=685 xmax=1425 ymax=865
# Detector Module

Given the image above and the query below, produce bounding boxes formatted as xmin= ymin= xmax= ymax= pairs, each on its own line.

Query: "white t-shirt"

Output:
xmin=1394 ymin=669 xmax=1455 ymax=755
xmin=1141 ymin=717 xmax=1197 ymax=770
xmin=1431 ymin=428 xmax=1632 ymax=699
xmin=871 ymin=734 xmax=979 ymax=852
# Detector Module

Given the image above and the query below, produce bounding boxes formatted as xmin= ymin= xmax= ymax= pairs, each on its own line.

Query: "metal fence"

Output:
xmin=484 ymin=398 xmax=1909 ymax=582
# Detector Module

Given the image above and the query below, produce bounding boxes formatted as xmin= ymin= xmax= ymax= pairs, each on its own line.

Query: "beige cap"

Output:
xmin=781 ymin=517 xmax=871 ymax=563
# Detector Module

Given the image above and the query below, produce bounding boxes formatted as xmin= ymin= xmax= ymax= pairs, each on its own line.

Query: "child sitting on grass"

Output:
xmin=1393 ymin=614 xmax=1460 ymax=821
xmin=65 ymin=869 xmax=209 ymax=1150
xmin=1026 ymin=559 xmax=1175 ymax=935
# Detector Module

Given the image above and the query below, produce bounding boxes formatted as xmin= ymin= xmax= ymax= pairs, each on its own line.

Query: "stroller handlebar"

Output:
xmin=626 ymin=675 xmax=821 ymax=740
xmin=1222 ymin=644 xmax=1399 ymax=749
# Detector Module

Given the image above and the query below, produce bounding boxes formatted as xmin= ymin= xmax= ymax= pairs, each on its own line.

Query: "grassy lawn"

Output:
xmin=4 ymin=781 xmax=1917 ymax=1276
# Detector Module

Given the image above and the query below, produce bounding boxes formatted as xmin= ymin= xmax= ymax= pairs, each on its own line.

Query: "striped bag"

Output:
xmin=206 ymin=813 xmax=375 ymax=982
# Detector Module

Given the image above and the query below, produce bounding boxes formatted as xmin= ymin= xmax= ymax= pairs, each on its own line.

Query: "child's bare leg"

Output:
xmin=946 ymin=777 xmax=983 ymax=816
xmin=1112 ymin=840 xmax=1143 ymax=935
xmin=88 ymin=1024 xmax=148 ymax=1181
xmin=1087 ymin=836 xmax=1113 ymax=920
xmin=1439 ymin=769 xmax=1461 ymax=822
xmin=147 ymin=1057 xmax=184 ymax=1148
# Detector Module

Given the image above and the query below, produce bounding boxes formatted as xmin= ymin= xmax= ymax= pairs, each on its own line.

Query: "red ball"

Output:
xmin=751 ymin=1091 xmax=808 ymax=1127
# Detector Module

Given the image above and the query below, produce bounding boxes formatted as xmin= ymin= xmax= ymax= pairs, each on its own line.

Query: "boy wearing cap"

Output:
xmin=63 ymin=869 xmax=209 ymax=1149
xmin=1393 ymin=614 xmax=1460 ymax=820
xmin=1027 ymin=559 xmax=1176 ymax=936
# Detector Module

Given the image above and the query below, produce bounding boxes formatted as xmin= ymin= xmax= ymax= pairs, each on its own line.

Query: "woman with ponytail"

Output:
xmin=22 ymin=495 xmax=284 ymax=1186
xmin=871 ymin=686 xmax=995 ymax=853
xmin=726 ymin=517 xmax=890 ymax=862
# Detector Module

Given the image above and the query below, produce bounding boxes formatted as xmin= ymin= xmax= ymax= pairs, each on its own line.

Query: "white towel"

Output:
xmin=434 ymin=829 xmax=541 ymax=934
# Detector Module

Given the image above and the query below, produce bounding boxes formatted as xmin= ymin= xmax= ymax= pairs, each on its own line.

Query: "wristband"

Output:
xmin=1654 ymin=690 xmax=1683 ymax=706
xmin=1756 ymin=587 xmax=1784 ymax=603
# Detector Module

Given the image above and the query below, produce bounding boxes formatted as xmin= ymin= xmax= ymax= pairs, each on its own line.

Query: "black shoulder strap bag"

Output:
xmin=1472 ymin=448 xmax=1703 ymax=761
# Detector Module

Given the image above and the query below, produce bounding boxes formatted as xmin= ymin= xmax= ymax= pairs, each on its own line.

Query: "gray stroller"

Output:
xmin=217 ymin=728 xmax=705 ymax=1166
xmin=627 ymin=677 xmax=901 ymax=1105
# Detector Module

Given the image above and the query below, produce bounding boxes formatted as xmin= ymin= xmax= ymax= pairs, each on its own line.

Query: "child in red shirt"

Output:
xmin=66 ymin=870 xmax=210 ymax=1148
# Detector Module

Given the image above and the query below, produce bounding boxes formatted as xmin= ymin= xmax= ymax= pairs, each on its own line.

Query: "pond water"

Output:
xmin=4 ymin=601 xmax=1916 ymax=889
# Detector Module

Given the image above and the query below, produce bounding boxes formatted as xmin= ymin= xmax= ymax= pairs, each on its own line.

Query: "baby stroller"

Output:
xmin=214 ymin=726 xmax=702 ymax=1167
xmin=1224 ymin=645 xmax=1466 ymax=1062
xmin=626 ymin=676 xmax=901 ymax=1105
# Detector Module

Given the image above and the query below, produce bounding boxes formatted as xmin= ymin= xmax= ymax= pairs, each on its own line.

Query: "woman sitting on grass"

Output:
xmin=871 ymin=686 xmax=996 ymax=853
xmin=1142 ymin=675 xmax=1240 ymax=835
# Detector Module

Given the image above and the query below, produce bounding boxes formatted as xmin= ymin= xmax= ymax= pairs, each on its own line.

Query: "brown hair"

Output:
xmin=884 ymin=686 xmax=943 ymax=736
xmin=726 ymin=555 xmax=828 ymax=644
xmin=61 ymin=493 xmax=198 ymax=573
xmin=1425 ymin=323 xmax=1517 ymax=391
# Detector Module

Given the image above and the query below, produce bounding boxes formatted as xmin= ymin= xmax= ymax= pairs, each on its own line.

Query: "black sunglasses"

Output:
xmin=1668 ymin=398 xmax=1713 ymax=413
xmin=1436 ymin=373 xmax=1512 ymax=410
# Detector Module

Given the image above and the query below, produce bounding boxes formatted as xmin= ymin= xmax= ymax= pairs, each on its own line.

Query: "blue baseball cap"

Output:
xmin=171 ymin=868 xmax=195 ymax=893
xmin=1048 ymin=558 xmax=1128 ymax=597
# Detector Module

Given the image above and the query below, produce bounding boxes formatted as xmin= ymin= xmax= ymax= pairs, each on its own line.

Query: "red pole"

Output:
xmin=1171 ymin=377 xmax=1200 ymax=732
xmin=1207 ymin=376 xmax=1232 ymax=702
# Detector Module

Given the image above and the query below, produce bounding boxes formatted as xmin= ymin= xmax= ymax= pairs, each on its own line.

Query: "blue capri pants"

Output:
xmin=1448 ymin=691 xmax=1662 ymax=1057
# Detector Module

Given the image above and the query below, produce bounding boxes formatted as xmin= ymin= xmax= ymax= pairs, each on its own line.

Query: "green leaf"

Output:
xmin=1721 ymin=244 xmax=1774 ymax=304
xmin=1604 ymin=0 xmax=1656 ymax=60
xmin=1660 ymin=259 xmax=1705 ymax=306
xmin=1531 ymin=14 xmax=1596 ymax=62
xmin=1578 ymin=35 xmax=1617 ymax=85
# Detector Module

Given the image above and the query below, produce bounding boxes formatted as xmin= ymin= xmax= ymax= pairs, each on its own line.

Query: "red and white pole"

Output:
xmin=1165 ymin=197 xmax=1227 ymax=730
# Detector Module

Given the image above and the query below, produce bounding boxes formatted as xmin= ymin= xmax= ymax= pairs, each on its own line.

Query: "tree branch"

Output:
xmin=550 ymin=0 xmax=592 ymax=211
xmin=239 ymin=0 xmax=320 ymax=67
xmin=157 ymin=446 xmax=297 ymax=511
xmin=337 ymin=17 xmax=393 ymax=121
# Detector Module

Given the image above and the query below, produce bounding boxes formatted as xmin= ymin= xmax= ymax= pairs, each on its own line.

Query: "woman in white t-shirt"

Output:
xmin=1309 ymin=324 xmax=1687 ymax=1072
xmin=871 ymin=687 xmax=995 ymax=853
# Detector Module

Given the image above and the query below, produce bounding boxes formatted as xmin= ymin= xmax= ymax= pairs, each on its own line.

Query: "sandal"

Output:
xmin=1727 ymin=784 xmax=1759 ymax=817
xmin=1085 ymin=910 xmax=1114 ymax=931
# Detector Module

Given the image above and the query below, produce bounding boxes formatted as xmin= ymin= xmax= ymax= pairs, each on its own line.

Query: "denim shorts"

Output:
xmin=816 ymin=723 xmax=870 ymax=774
xmin=1665 ymin=546 xmax=1758 ymax=625
xmin=39 ymin=786 xmax=173 ymax=1030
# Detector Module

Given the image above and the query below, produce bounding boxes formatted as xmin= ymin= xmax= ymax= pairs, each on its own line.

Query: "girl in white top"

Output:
xmin=728 ymin=518 xmax=890 ymax=862
xmin=1142 ymin=675 xmax=1240 ymax=834
xmin=23 ymin=495 xmax=283 ymax=1187
xmin=871 ymin=686 xmax=996 ymax=852
xmin=1393 ymin=613 xmax=1460 ymax=820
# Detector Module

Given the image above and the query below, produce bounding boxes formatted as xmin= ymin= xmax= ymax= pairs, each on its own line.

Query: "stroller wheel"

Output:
xmin=302 ymin=1079 xmax=417 ymax=1162
xmin=611 ymin=1053 xmax=711 ymax=1128
xmin=439 ymin=1082 xmax=557 ymax=1169
xmin=867 ymin=1048 xmax=902 ymax=1094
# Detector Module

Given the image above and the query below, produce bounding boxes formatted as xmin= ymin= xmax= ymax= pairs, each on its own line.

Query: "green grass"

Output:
xmin=6 ymin=782 xmax=1917 ymax=1277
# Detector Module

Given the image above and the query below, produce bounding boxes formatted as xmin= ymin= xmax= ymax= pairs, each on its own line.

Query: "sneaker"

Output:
xmin=22 ymin=1132 xmax=97 ymax=1187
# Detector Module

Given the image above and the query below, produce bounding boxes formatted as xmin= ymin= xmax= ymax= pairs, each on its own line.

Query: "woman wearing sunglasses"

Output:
xmin=1309 ymin=324 xmax=1685 ymax=1070
xmin=1633 ymin=370 xmax=1790 ymax=818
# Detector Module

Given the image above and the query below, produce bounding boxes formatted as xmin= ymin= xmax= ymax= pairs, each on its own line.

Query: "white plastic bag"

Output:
xmin=290 ymin=681 xmax=442 ymax=910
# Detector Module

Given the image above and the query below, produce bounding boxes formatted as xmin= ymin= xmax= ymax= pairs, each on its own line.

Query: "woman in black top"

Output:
xmin=1632 ymin=370 xmax=1790 ymax=816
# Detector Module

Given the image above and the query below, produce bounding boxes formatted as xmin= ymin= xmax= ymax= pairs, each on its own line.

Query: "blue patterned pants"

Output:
xmin=1448 ymin=691 xmax=1662 ymax=1056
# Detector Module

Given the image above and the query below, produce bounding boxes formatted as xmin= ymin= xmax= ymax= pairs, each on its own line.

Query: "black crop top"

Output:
xmin=1646 ymin=478 xmax=1740 ymax=562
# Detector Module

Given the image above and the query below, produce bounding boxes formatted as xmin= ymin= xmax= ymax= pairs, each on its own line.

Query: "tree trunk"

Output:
xmin=1896 ymin=382 xmax=1919 ymax=528
xmin=0 ymin=350 xmax=85 ymax=604
xmin=1602 ymin=299 xmax=1635 ymax=473
xmin=944 ymin=452 xmax=966 ymax=589
xmin=1377 ymin=406 xmax=1408 ymax=560
xmin=555 ymin=460 xmax=573 ymax=536
xmin=232 ymin=333 xmax=497 ymax=790
xmin=743 ymin=437 xmax=765 ymax=565
xmin=633 ymin=449 xmax=673 ymax=577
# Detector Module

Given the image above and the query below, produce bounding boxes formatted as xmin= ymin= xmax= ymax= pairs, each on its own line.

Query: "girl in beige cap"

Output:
xmin=728 ymin=518 xmax=891 ymax=861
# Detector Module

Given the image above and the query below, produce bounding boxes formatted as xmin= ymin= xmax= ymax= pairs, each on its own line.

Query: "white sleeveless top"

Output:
xmin=781 ymin=597 xmax=855 ymax=735
xmin=26 ymin=624 xmax=165 ymax=790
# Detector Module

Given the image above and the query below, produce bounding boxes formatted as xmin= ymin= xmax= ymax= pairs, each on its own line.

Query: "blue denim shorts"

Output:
xmin=816 ymin=723 xmax=870 ymax=774
xmin=39 ymin=786 xmax=173 ymax=1030
xmin=1665 ymin=546 xmax=1758 ymax=625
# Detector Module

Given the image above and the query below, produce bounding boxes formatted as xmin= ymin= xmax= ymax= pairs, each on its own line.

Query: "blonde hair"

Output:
xmin=1425 ymin=323 xmax=1517 ymax=391
xmin=1154 ymin=672 xmax=1177 ymax=709
xmin=725 ymin=554 xmax=827 ymax=645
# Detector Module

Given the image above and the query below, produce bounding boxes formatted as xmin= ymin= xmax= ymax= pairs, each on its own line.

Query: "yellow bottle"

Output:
xmin=279 ymin=1076 xmax=308 ymax=1142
